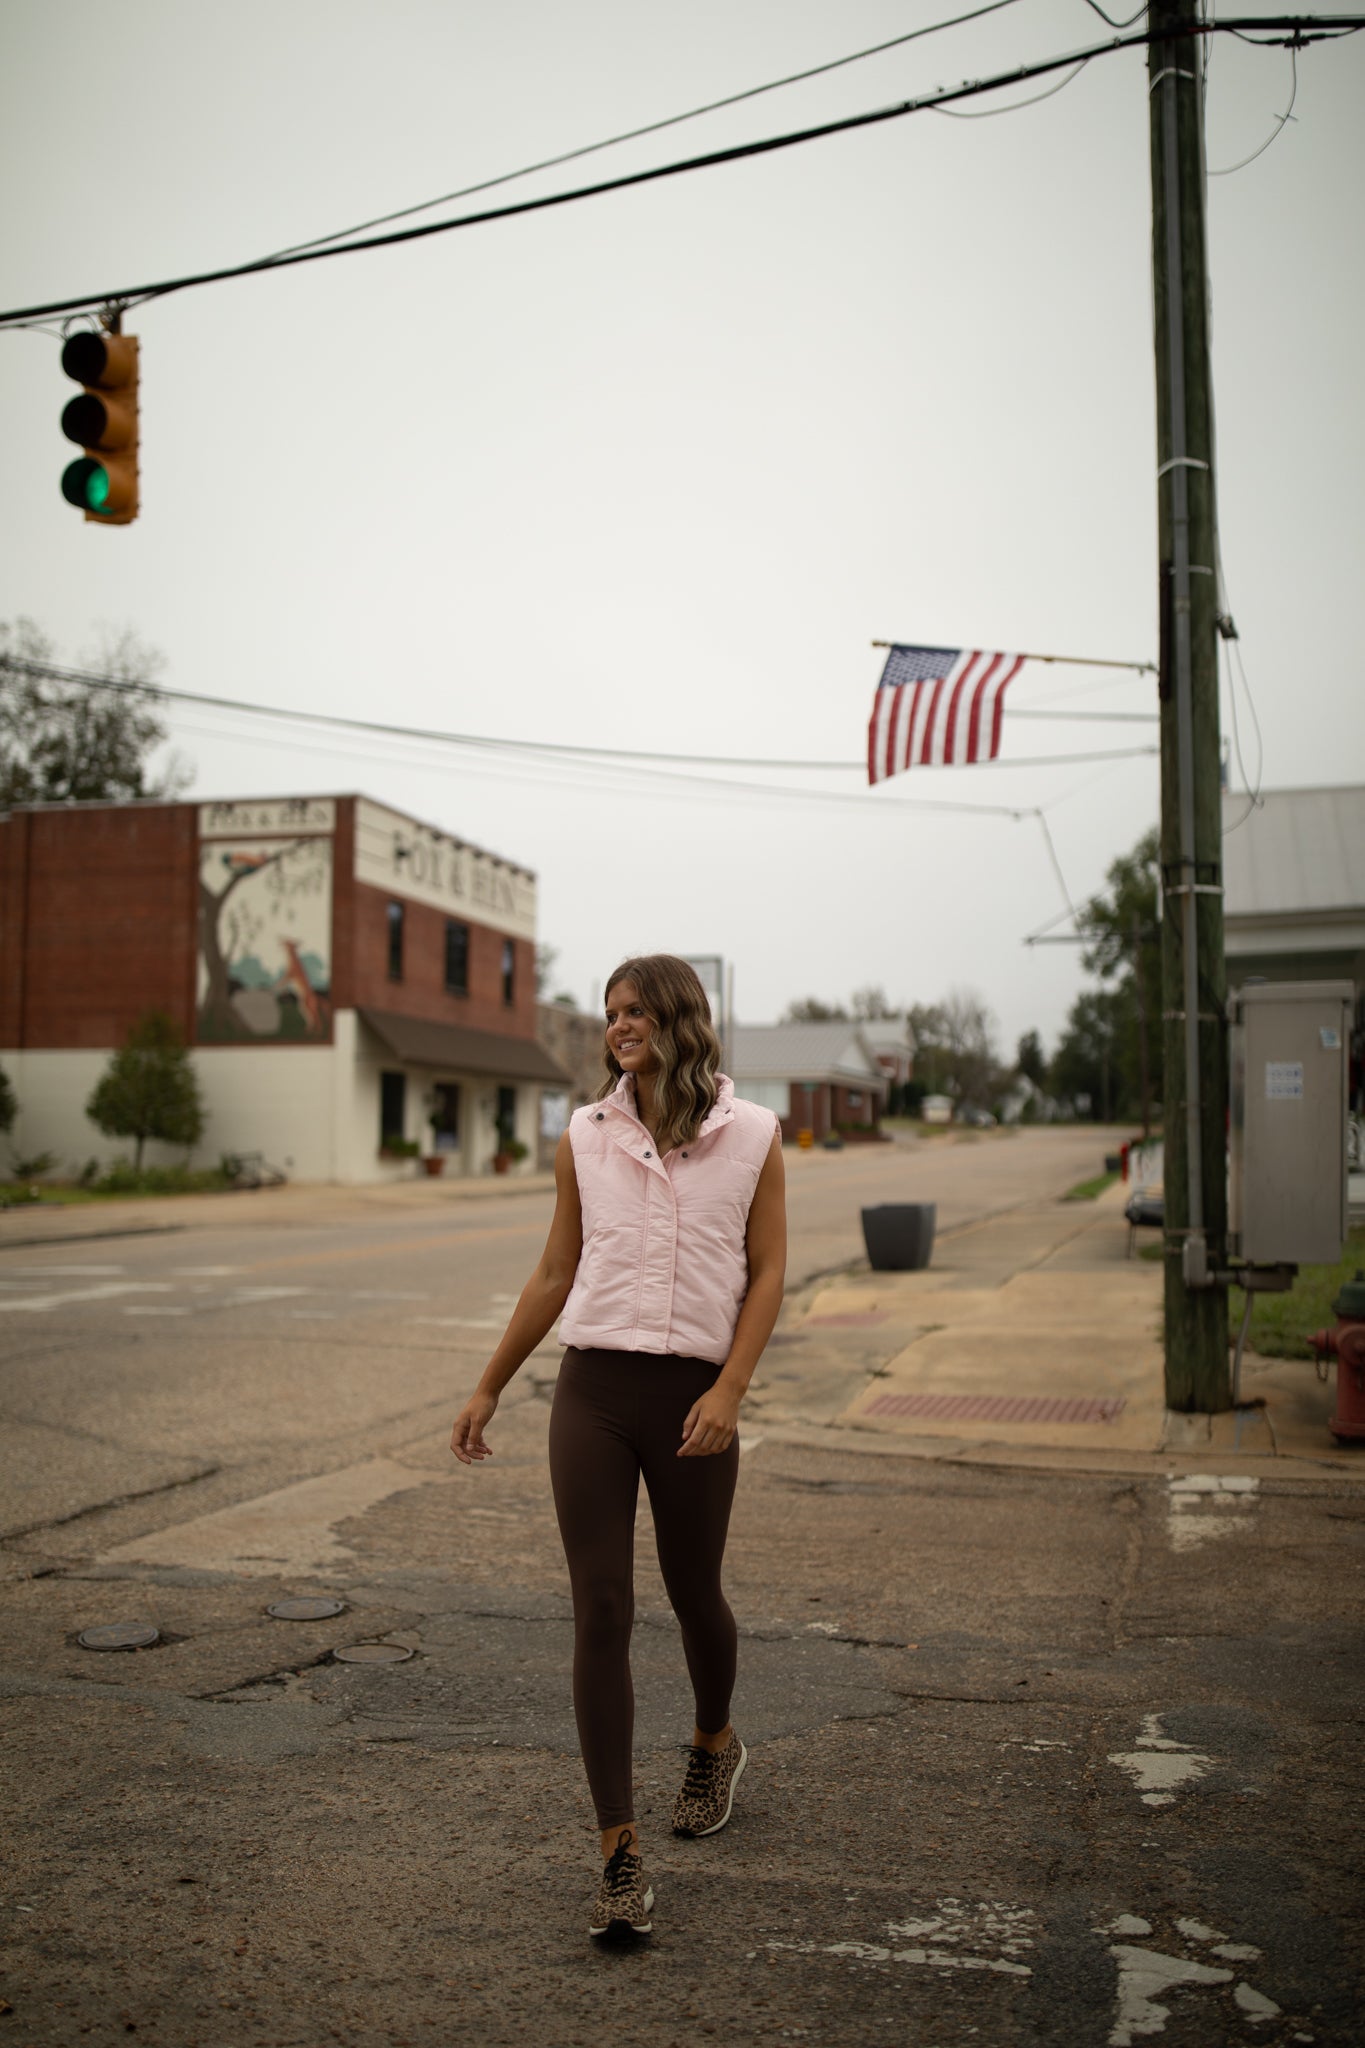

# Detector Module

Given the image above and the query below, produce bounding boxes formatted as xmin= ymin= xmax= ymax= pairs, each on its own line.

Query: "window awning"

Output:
xmin=357 ymin=1008 xmax=573 ymax=1086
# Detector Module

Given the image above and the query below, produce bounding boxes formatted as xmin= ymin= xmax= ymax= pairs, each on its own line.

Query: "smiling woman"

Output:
xmin=449 ymin=950 xmax=786 ymax=1942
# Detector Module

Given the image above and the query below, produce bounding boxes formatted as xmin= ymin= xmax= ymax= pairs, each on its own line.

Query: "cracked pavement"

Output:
xmin=2 ymin=1135 xmax=1363 ymax=2046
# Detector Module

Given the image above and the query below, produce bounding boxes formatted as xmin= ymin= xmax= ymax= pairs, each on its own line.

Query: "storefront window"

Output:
xmin=387 ymin=902 xmax=404 ymax=981
xmin=445 ymin=920 xmax=469 ymax=995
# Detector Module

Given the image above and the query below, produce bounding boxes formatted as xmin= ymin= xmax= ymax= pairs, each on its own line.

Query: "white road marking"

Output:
xmin=1233 ymin=1983 xmax=1282 ymax=2023
xmin=173 ymin=1265 xmax=243 ymax=1275
xmin=1 ymin=1264 xmax=128 ymax=1275
xmin=1166 ymin=1473 xmax=1259 ymax=1552
xmin=122 ymin=1306 xmax=191 ymax=1317
xmin=770 ymin=1899 xmax=1035 ymax=1978
xmin=0 ymin=1282 xmax=176 ymax=1313
xmin=288 ymin=1310 xmax=338 ymax=1320
xmin=1108 ymin=1714 xmax=1216 ymax=1807
xmin=409 ymin=1315 xmax=502 ymax=1329
xmin=348 ymin=1289 xmax=430 ymax=1300
xmin=1108 ymin=1945 xmax=1233 ymax=2045
xmin=738 ymin=1430 xmax=765 ymax=1455
xmin=225 ymin=1286 xmax=314 ymax=1302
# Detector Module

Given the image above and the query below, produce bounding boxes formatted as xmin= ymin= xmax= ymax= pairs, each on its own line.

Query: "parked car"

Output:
xmin=958 ymin=1105 xmax=997 ymax=1128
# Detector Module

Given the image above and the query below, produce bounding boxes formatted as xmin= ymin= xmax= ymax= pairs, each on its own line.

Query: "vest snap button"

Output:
xmin=644 ymin=1150 xmax=652 ymax=1158
xmin=595 ymin=1112 xmax=604 ymax=1120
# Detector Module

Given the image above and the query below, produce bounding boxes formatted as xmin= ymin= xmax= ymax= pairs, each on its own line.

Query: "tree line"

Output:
xmin=779 ymin=829 xmax=1161 ymax=1128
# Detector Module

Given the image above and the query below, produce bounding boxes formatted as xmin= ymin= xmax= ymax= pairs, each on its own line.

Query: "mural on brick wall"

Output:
xmin=197 ymin=835 xmax=332 ymax=1044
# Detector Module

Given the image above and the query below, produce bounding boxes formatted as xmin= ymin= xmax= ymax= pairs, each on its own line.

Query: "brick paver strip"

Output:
xmin=863 ymin=1392 xmax=1128 ymax=1425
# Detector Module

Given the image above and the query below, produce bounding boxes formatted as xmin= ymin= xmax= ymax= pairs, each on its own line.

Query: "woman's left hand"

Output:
xmin=678 ymin=1381 xmax=743 ymax=1457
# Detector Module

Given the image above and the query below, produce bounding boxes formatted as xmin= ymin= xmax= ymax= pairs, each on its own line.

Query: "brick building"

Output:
xmin=730 ymin=1021 xmax=887 ymax=1142
xmin=0 ymin=792 xmax=570 ymax=1182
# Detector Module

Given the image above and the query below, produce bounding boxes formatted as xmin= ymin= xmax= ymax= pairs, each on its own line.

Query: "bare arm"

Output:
xmin=679 ymin=1129 xmax=787 ymax=1457
xmin=449 ymin=1131 xmax=582 ymax=1465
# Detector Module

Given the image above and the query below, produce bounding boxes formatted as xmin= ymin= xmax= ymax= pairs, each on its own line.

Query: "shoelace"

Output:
xmin=603 ymin=1832 xmax=642 ymax=1898
xmin=681 ymin=1744 xmax=722 ymax=1798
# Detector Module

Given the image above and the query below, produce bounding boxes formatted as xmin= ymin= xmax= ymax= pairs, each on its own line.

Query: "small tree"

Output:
xmin=86 ymin=1012 xmax=206 ymax=1169
xmin=780 ymin=997 xmax=849 ymax=1023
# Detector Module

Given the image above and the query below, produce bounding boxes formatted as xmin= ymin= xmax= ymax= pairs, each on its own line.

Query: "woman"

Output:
xmin=450 ymin=953 xmax=786 ymax=1941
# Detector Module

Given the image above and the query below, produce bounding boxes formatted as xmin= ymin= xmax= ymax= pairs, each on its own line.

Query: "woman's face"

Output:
xmin=605 ymin=979 xmax=659 ymax=1076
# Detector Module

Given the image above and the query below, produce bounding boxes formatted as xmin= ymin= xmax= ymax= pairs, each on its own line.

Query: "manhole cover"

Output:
xmin=77 ymin=1623 xmax=161 ymax=1652
xmin=266 ymin=1597 xmax=348 ymax=1621
xmin=332 ymin=1642 xmax=414 ymax=1665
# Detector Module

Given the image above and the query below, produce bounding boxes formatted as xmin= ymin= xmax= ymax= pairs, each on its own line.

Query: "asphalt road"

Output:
xmin=2 ymin=1129 xmax=1361 ymax=2047
xmin=0 ymin=1125 xmax=1109 ymax=1543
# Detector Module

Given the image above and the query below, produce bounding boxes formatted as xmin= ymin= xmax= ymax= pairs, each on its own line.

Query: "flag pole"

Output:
xmin=871 ymin=641 xmax=1156 ymax=674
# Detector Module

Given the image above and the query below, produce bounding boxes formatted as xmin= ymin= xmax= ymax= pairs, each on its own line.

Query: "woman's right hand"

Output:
xmin=450 ymin=1390 xmax=498 ymax=1465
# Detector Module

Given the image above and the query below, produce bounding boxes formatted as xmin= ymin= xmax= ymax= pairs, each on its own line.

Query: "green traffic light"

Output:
xmin=61 ymin=457 xmax=114 ymax=514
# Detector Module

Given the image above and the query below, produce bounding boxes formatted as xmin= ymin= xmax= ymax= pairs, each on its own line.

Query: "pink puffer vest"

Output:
xmin=559 ymin=1072 xmax=779 ymax=1365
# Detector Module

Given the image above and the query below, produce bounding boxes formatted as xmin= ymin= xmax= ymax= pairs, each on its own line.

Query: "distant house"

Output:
xmin=731 ymin=1022 xmax=887 ymax=1141
xmin=1223 ymin=786 xmax=1363 ymax=1110
xmin=856 ymin=1015 xmax=917 ymax=1097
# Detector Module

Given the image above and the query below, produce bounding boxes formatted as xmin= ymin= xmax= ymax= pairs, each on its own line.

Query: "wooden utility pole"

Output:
xmin=1148 ymin=0 xmax=1230 ymax=1408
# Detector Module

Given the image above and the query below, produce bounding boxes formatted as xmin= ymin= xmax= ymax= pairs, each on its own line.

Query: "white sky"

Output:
xmin=3 ymin=1 xmax=1361 ymax=1052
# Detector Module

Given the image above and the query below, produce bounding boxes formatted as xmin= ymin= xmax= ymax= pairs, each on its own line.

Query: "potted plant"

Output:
xmin=379 ymin=1135 xmax=420 ymax=1162
xmin=492 ymin=1133 xmax=529 ymax=1176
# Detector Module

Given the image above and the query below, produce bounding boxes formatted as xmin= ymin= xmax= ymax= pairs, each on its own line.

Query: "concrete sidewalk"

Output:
xmin=0 ymin=1167 xmax=559 ymax=1248
xmin=749 ymin=1180 xmax=1361 ymax=1485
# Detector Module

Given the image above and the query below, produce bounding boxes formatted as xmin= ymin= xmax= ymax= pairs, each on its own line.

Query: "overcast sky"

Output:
xmin=3 ymin=1 xmax=1361 ymax=1052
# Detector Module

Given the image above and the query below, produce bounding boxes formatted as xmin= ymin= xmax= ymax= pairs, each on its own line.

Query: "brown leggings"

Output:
xmin=547 ymin=1346 xmax=741 ymax=1830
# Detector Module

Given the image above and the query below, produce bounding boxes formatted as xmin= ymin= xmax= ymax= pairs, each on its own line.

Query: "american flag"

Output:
xmin=867 ymin=645 xmax=1025 ymax=784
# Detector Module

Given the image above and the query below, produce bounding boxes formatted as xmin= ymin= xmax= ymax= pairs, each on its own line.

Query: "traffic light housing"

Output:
xmin=61 ymin=330 xmax=139 ymax=524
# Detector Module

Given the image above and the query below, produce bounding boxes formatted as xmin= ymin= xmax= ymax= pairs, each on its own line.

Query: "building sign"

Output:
xmin=199 ymin=798 xmax=335 ymax=839
xmin=354 ymin=798 xmax=536 ymax=942
xmin=197 ymin=835 xmax=333 ymax=1045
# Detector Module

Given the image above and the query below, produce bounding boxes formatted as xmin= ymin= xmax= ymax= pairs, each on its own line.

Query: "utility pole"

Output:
xmin=1147 ymin=0 xmax=1230 ymax=1409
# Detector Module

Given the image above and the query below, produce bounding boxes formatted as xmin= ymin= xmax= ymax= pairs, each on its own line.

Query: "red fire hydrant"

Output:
xmin=1312 ymin=1270 xmax=1365 ymax=1444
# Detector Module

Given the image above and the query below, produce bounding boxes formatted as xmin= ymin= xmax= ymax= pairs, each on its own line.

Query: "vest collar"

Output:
xmin=602 ymin=1071 xmax=736 ymax=1139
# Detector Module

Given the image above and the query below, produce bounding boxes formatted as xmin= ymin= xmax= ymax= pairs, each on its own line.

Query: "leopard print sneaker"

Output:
xmin=589 ymin=1831 xmax=654 ymax=1939
xmin=671 ymin=1728 xmax=747 ymax=1837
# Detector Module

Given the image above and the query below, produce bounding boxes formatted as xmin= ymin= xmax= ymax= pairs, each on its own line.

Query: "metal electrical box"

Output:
xmin=1229 ymin=980 xmax=1352 ymax=1266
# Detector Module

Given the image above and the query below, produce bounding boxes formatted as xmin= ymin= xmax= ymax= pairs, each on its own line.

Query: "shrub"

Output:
xmin=86 ymin=1012 xmax=206 ymax=1169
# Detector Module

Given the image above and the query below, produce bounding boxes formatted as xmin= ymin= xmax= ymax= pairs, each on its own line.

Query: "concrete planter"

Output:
xmin=860 ymin=1202 xmax=936 ymax=1272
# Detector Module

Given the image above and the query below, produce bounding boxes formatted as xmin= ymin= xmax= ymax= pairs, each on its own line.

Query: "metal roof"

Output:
xmin=1223 ymin=786 xmax=1365 ymax=920
xmin=730 ymin=1022 xmax=883 ymax=1084
xmin=856 ymin=1017 xmax=917 ymax=1058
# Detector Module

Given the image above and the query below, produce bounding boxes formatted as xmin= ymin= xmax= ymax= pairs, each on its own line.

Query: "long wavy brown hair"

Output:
xmin=598 ymin=954 xmax=722 ymax=1151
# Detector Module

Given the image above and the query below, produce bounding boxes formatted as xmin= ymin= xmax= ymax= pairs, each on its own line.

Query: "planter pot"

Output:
xmin=492 ymin=1152 xmax=513 ymax=1175
xmin=422 ymin=1155 xmax=446 ymax=1177
xmin=860 ymin=1202 xmax=936 ymax=1272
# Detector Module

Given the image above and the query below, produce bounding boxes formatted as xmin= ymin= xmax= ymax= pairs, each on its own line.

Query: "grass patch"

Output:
xmin=1236 ymin=1229 xmax=1365 ymax=1359
xmin=1 ymin=1165 xmax=235 ymax=1209
xmin=1064 ymin=1170 xmax=1120 ymax=1202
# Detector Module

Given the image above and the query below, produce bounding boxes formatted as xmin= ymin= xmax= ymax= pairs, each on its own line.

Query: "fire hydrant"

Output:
xmin=1311 ymin=1270 xmax=1365 ymax=1444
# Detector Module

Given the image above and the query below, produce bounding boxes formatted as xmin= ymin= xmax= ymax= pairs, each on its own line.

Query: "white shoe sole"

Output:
xmin=678 ymin=1741 xmax=747 ymax=1837
xmin=589 ymin=1885 xmax=654 ymax=1937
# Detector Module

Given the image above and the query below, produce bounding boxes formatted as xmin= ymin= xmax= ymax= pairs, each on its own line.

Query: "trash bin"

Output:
xmin=861 ymin=1202 xmax=936 ymax=1272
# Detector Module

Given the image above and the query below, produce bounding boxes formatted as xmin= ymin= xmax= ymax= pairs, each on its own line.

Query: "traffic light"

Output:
xmin=60 ymin=330 xmax=139 ymax=524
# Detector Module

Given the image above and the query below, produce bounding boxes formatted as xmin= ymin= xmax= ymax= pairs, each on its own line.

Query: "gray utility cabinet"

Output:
xmin=1229 ymin=979 xmax=1352 ymax=1266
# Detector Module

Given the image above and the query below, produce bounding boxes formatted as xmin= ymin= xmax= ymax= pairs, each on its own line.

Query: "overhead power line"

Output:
xmin=258 ymin=0 xmax=1029 ymax=268
xmin=2 ymin=15 xmax=1358 ymax=329
xmin=0 ymin=654 xmax=1155 ymax=789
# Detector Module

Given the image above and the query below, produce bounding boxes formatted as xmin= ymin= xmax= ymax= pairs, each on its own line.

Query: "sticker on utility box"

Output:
xmin=1320 ymin=1026 xmax=1341 ymax=1050
xmin=1265 ymin=1061 xmax=1304 ymax=1100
